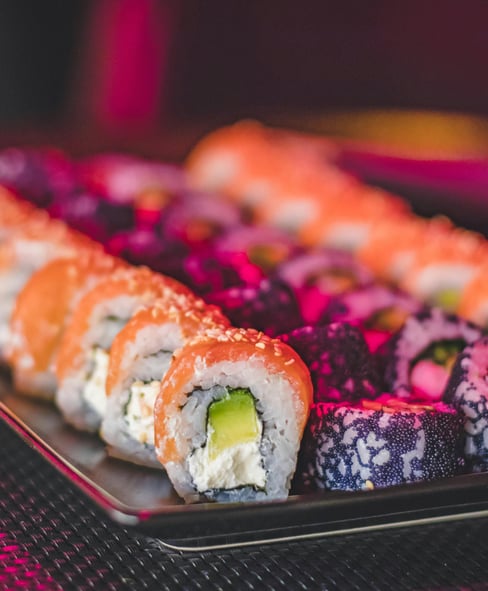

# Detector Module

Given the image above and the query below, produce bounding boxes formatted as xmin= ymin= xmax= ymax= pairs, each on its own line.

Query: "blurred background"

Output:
xmin=2 ymin=0 xmax=488 ymax=144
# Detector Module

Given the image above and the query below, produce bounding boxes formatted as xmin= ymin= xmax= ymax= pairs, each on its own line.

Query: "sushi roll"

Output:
xmin=7 ymin=251 xmax=125 ymax=399
xmin=215 ymin=224 xmax=299 ymax=275
xmin=382 ymin=307 xmax=483 ymax=402
xmin=279 ymin=324 xmax=381 ymax=403
xmin=300 ymin=185 xmax=410 ymax=252
xmin=77 ymin=153 xmax=186 ymax=204
xmin=0 ymin=186 xmax=42 ymax=243
xmin=300 ymin=396 xmax=465 ymax=492
xmin=205 ymin=277 xmax=303 ymax=337
xmin=182 ymin=248 xmax=264 ymax=297
xmin=254 ymin=168 xmax=353 ymax=236
xmin=107 ymin=227 xmax=189 ymax=282
xmin=399 ymin=227 xmax=487 ymax=312
xmin=276 ymin=248 xmax=373 ymax=324
xmin=55 ymin=266 xmax=193 ymax=432
xmin=101 ymin=298 xmax=230 ymax=467
xmin=357 ymin=215 xmax=453 ymax=284
xmin=0 ymin=214 xmax=98 ymax=358
xmin=321 ymin=284 xmax=422 ymax=352
xmin=154 ymin=327 xmax=313 ymax=503
xmin=444 ymin=336 xmax=488 ymax=471
xmin=186 ymin=120 xmax=346 ymax=221
xmin=0 ymin=147 xmax=76 ymax=208
xmin=457 ymin=264 xmax=488 ymax=328
xmin=159 ymin=190 xmax=242 ymax=250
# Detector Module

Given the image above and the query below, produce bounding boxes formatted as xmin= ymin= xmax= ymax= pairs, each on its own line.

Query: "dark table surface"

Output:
xmin=2 ymin=419 xmax=488 ymax=591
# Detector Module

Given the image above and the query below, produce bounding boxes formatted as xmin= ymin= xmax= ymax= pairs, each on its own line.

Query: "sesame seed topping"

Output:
xmin=255 ymin=342 xmax=266 ymax=350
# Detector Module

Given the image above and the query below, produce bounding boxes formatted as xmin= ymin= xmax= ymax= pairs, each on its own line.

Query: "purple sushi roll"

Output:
xmin=206 ymin=277 xmax=303 ymax=337
xmin=279 ymin=324 xmax=381 ymax=403
xmin=300 ymin=397 xmax=465 ymax=492
xmin=215 ymin=224 xmax=299 ymax=274
xmin=182 ymin=248 xmax=264 ymax=296
xmin=383 ymin=307 xmax=483 ymax=402
xmin=444 ymin=336 xmax=488 ymax=471
xmin=106 ymin=228 xmax=188 ymax=282
xmin=159 ymin=191 xmax=243 ymax=249
xmin=276 ymin=248 xmax=373 ymax=324
xmin=48 ymin=190 xmax=134 ymax=243
xmin=77 ymin=154 xmax=187 ymax=203
xmin=0 ymin=147 xmax=76 ymax=208
xmin=321 ymin=284 xmax=422 ymax=352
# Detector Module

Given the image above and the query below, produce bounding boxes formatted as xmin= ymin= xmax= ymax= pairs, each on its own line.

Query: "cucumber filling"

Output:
xmin=188 ymin=388 xmax=266 ymax=492
xmin=432 ymin=288 xmax=461 ymax=312
xmin=364 ymin=306 xmax=409 ymax=332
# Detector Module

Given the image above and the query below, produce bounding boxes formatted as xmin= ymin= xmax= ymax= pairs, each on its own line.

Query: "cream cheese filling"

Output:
xmin=188 ymin=422 xmax=266 ymax=492
xmin=83 ymin=347 xmax=110 ymax=418
xmin=125 ymin=380 xmax=161 ymax=446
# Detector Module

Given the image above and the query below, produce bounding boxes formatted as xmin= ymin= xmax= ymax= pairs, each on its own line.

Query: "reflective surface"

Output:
xmin=3 ymin=377 xmax=488 ymax=551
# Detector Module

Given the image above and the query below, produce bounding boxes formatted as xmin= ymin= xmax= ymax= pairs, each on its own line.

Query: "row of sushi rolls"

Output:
xmin=1 ymin=119 xmax=488 ymax=504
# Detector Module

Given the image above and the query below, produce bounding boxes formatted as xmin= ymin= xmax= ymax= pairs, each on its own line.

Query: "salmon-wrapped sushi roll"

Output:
xmin=101 ymin=299 xmax=230 ymax=467
xmin=301 ymin=185 xmax=410 ymax=252
xmin=399 ymin=228 xmax=487 ymax=312
xmin=456 ymin=264 xmax=488 ymax=327
xmin=7 ymin=251 xmax=125 ymax=399
xmin=0 ymin=214 xmax=98 ymax=358
xmin=55 ymin=267 xmax=193 ymax=432
xmin=186 ymin=120 xmax=280 ymax=202
xmin=0 ymin=185 xmax=42 ymax=242
xmin=154 ymin=327 xmax=313 ymax=503
xmin=186 ymin=120 xmax=341 ymax=214
xmin=357 ymin=215 xmax=453 ymax=284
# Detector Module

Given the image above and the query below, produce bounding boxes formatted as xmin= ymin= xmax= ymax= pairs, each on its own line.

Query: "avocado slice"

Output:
xmin=413 ymin=338 xmax=465 ymax=370
xmin=207 ymin=388 xmax=261 ymax=460
xmin=432 ymin=288 xmax=461 ymax=312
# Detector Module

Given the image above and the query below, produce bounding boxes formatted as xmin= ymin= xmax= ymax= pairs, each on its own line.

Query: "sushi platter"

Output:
xmin=1 ymin=120 xmax=488 ymax=550
xmin=3 ymin=375 xmax=488 ymax=551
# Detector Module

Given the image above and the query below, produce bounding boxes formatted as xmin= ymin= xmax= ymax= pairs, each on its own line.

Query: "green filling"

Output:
xmin=432 ymin=289 xmax=461 ymax=312
xmin=207 ymin=388 xmax=260 ymax=460
xmin=413 ymin=338 xmax=466 ymax=369
xmin=305 ymin=268 xmax=356 ymax=293
xmin=364 ymin=306 xmax=409 ymax=332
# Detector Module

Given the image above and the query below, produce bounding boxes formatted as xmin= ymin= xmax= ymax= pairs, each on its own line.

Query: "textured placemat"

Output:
xmin=1 ymin=419 xmax=488 ymax=591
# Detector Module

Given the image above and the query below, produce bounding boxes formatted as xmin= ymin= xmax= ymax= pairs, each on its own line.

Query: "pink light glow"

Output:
xmin=1 ymin=533 xmax=58 ymax=590
xmin=87 ymin=0 xmax=174 ymax=132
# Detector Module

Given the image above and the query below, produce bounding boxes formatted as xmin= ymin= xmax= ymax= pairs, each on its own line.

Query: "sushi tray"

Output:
xmin=2 ymin=118 xmax=488 ymax=551
xmin=2 ymin=376 xmax=488 ymax=551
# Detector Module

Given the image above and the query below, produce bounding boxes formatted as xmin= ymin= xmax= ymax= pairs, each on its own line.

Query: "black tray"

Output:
xmin=2 ymin=377 xmax=488 ymax=551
